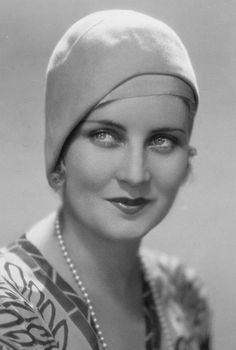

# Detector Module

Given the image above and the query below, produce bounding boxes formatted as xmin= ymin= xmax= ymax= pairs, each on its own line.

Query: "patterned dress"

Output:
xmin=0 ymin=236 xmax=211 ymax=350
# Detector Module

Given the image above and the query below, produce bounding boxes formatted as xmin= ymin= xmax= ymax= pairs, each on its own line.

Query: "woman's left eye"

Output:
xmin=148 ymin=135 xmax=177 ymax=152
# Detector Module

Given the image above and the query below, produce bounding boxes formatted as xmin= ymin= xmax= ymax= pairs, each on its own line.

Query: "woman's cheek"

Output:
xmin=152 ymin=154 xmax=188 ymax=193
xmin=67 ymin=146 xmax=119 ymax=190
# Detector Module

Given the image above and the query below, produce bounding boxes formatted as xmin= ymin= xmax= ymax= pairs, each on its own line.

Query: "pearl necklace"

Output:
xmin=55 ymin=217 xmax=108 ymax=349
xmin=55 ymin=215 xmax=174 ymax=350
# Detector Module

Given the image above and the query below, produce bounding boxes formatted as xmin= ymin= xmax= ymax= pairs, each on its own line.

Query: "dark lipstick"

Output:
xmin=106 ymin=197 xmax=152 ymax=215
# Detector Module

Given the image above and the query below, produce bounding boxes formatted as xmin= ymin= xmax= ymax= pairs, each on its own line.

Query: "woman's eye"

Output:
xmin=148 ymin=135 xmax=176 ymax=152
xmin=90 ymin=129 xmax=122 ymax=147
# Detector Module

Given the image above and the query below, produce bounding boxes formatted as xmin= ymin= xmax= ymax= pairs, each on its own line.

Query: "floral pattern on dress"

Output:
xmin=156 ymin=253 xmax=210 ymax=349
xmin=0 ymin=259 xmax=68 ymax=350
xmin=141 ymin=248 xmax=211 ymax=350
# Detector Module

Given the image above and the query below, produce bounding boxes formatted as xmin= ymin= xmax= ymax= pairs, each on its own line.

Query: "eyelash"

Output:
xmin=89 ymin=128 xmax=123 ymax=147
xmin=148 ymin=134 xmax=179 ymax=152
xmin=88 ymin=128 xmax=180 ymax=151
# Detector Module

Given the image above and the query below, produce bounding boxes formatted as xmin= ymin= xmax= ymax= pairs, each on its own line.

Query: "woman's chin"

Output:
xmin=90 ymin=215 xmax=160 ymax=242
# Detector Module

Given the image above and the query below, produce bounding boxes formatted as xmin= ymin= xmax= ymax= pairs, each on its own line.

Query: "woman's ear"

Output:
xmin=50 ymin=158 xmax=67 ymax=191
xmin=188 ymin=146 xmax=197 ymax=157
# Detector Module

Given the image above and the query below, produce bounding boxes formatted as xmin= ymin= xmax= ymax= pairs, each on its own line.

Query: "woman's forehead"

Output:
xmin=86 ymin=95 xmax=190 ymax=130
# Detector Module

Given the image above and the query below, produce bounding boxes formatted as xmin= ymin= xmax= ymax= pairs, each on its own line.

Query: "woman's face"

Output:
xmin=63 ymin=95 xmax=191 ymax=241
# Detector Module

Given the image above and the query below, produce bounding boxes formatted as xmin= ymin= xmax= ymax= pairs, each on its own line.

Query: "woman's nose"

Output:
xmin=117 ymin=145 xmax=151 ymax=185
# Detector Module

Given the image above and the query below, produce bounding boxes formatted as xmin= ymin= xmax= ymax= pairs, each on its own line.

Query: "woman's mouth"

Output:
xmin=106 ymin=197 xmax=152 ymax=215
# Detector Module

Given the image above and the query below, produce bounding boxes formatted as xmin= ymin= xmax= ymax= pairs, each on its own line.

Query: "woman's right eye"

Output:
xmin=89 ymin=129 xmax=123 ymax=148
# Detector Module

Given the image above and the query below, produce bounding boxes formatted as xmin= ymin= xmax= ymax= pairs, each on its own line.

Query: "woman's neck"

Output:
xmin=60 ymin=207 xmax=142 ymax=300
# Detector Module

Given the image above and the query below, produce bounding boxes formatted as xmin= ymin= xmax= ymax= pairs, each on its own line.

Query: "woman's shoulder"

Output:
xmin=140 ymin=247 xmax=212 ymax=349
xmin=0 ymin=242 xmax=34 ymax=284
xmin=141 ymin=246 xmax=210 ymax=302
xmin=0 ymin=223 xmax=68 ymax=350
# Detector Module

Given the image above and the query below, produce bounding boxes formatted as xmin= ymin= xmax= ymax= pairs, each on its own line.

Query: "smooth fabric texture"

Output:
xmin=98 ymin=75 xmax=196 ymax=105
xmin=0 ymin=220 xmax=211 ymax=350
xmin=97 ymin=75 xmax=196 ymax=113
xmin=45 ymin=9 xmax=199 ymax=182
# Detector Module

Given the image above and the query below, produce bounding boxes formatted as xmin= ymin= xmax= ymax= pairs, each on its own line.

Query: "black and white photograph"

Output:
xmin=0 ymin=1 xmax=235 ymax=349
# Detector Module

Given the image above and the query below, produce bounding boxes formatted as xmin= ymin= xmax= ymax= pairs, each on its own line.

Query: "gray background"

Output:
xmin=0 ymin=0 xmax=235 ymax=349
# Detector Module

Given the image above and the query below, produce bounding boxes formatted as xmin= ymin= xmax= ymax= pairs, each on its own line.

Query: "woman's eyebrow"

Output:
xmin=85 ymin=122 xmax=186 ymax=135
xmin=85 ymin=119 xmax=126 ymax=131
xmin=150 ymin=127 xmax=187 ymax=135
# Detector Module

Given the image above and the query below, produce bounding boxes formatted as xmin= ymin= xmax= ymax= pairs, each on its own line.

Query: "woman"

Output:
xmin=0 ymin=9 xmax=211 ymax=350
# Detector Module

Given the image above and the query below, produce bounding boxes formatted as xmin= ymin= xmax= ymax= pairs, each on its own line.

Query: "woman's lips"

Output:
xmin=106 ymin=197 xmax=152 ymax=215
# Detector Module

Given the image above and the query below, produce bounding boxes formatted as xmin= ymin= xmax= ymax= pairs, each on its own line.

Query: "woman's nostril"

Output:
xmin=118 ymin=152 xmax=151 ymax=185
